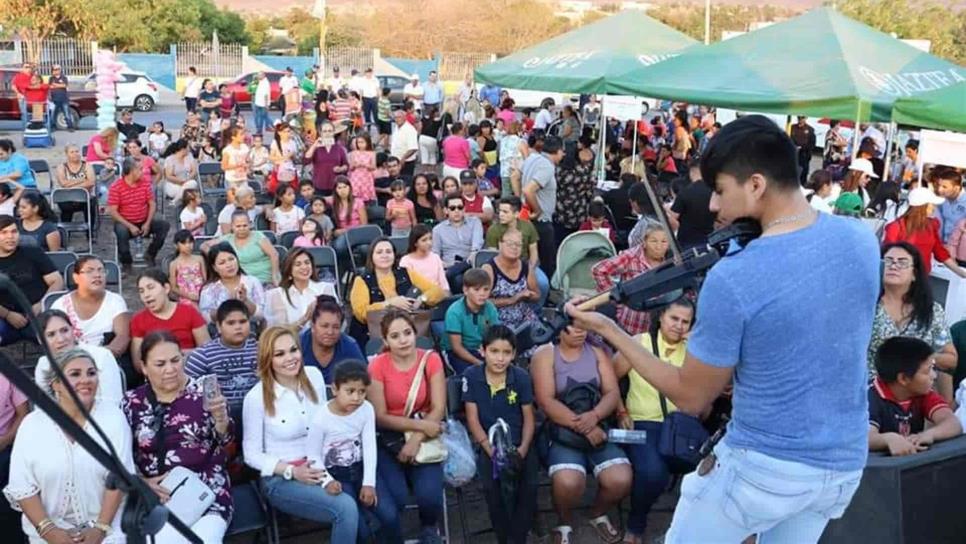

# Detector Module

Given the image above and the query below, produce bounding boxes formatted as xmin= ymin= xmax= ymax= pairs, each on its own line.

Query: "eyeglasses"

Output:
xmin=447 ymin=205 xmax=464 ymax=211
xmin=882 ymin=257 xmax=913 ymax=270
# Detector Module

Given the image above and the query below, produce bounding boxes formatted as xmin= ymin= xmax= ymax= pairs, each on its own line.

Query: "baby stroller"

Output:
xmin=23 ymin=102 xmax=55 ymax=148
xmin=550 ymin=231 xmax=616 ymax=300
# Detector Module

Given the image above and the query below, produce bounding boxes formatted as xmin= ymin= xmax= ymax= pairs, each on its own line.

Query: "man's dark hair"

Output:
xmin=876 ymin=336 xmax=933 ymax=383
xmin=332 ymin=360 xmax=371 ymax=387
xmin=905 ymin=139 xmax=919 ymax=152
xmin=122 ymin=157 xmax=140 ymax=178
xmin=482 ymin=324 xmax=517 ymax=351
xmin=463 ymin=268 xmax=491 ymax=289
xmin=499 ymin=196 xmax=522 ymax=212
xmin=699 ymin=115 xmax=799 ymax=191
xmin=0 ymin=139 xmax=15 ymax=153
xmin=0 ymin=214 xmax=16 ymax=231
xmin=542 ymin=136 xmax=563 ymax=155
xmin=444 ymin=191 xmax=463 ymax=208
xmin=588 ymin=201 xmax=606 ymax=219
xmin=216 ymin=299 xmax=250 ymax=323
xmin=628 ymin=182 xmax=655 ymax=215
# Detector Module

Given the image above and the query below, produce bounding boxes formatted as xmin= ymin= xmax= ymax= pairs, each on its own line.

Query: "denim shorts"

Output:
xmin=546 ymin=439 xmax=630 ymax=477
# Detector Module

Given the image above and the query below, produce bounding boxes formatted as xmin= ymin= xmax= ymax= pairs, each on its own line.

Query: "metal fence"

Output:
xmin=437 ymin=51 xmax=495 ymax=81
xmin=175 ymin=41 xmax=244 ymax=78
xmin=322 ymin=46 xmax=374 ymax=77
xmin=18 ymin=37 xmax=94 ymax=77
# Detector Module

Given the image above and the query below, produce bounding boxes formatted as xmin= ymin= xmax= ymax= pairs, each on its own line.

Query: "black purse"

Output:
xmin=649 ymin=331 xmax=709 ymax=470
xmin=548 ymin=382 xmax=608 ymax=452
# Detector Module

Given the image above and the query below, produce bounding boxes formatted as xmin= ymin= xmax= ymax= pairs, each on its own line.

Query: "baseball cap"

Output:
xmin=907 ymin=186 xmax=945 ymax=207
xmin=459 ymin=170 xmax=477 ymax=183
xmin=833 ymin=192 xmax=863 ymax=214
xmin=849 ymin=158 xmax=879 ymax=178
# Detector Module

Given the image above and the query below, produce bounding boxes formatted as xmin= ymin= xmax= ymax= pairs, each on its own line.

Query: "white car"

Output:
xmin=84 ymin=71 xmax=161 ymax=111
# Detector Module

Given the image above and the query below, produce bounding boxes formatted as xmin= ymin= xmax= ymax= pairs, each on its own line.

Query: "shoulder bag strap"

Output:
xmin=649 ymin=330 xmax=670 ymax=418
xmin=402 ymin=349 xmax=432 ymax=419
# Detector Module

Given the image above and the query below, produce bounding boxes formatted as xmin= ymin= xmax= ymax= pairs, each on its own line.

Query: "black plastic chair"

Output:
xmin=473 ymin=249 xmax=498 ymax=268
xmin=280 ymin=230 xmax=299 ymax=248
xmin=303 ymin=246 xmax=340 ymax=298
xmin=274 ymin=245 xmax=288 ymax=263
xmin=52 ymin=188 xmax=93 ymax=253
xmin=41 ymin=290 xmax=68 ymax=312
xmin=28 ymin=159 xmax=53 ymax=196
xmin=46 ymin=251 xmax=78 ymax=275
xmin=225 ymin=481 xmax=277 ymax=543
xmin=258 ymin=230 xmax=277 ymax=245
xmin=389 ymin=235 xmax=409 ymax=257
xmin=65 ymin=260 xmax=122 ymax=293
xmin=345 ymin=224 xmax=384 ymax=280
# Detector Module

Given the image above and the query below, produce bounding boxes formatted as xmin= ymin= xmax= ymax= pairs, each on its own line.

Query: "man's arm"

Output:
xmin=566 ymin=305 xmax=732 ymax=415
xmin=914 ymin=407 xmax=963 ymax=446
xmin=522 ymin=182 xmax=541 ymax=219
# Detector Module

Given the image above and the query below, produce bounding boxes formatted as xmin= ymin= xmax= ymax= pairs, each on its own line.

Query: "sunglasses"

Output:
xmin=447 ymin=205 xmax=464 ymax=211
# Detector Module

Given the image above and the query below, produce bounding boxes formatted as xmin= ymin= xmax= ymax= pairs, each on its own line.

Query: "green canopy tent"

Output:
xmin=610 ymin=7 xmax=965 ymax=122
xmin=892 ymin=81 xmax=966 ymax=132
xmin=474 ymin=10 xmax=697 ymax=94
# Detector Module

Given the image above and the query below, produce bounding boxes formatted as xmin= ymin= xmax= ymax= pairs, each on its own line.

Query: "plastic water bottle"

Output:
xmin=608 ymin=429 xmax=648 ymax=445
xmin=133 ymin=236 xmax=144 ymax=260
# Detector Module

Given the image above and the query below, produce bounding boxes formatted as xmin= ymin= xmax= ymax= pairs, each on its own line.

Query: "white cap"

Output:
xmin=849 ymin=158 xmax=879 ymax=178
xmin=908 ymin=186 xmax=945 ymax=207
xmin=411 ymin=73 xmax=419 ymax=80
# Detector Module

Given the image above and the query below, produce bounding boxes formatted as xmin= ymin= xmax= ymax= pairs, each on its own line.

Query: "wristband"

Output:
xmin=92 ymin=521 xmax=112 ymax=536
xmin=36 ymin=518 xmax=55 ymax=537
xmin=616 ymin=409 xmax=628 ymax=418
xmin=319 ymin=470 xmax=336 ymax=489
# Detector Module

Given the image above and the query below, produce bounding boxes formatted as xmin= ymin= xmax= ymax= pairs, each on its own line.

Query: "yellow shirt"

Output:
xmin=626 ymin=332 xmax=687 ymax=422
xmin=349 ymin=268 xmax=445 ymax=322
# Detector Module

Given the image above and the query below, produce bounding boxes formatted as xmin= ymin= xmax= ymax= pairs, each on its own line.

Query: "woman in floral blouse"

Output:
xmin=123 ymin=330 xmax=234 ymax=543
xmin=869 ymin=242 xmax=957 ymax=401
xmin=554 ymin=143 xmax=597 ymax=244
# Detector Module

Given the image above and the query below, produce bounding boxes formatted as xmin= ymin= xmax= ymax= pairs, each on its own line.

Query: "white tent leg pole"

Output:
xmin=852 ymin=116 xmax=862 ymax=159
xmin=631 ymin=123 xmax=639 ymax=175
xmin=599 ymin=112 xmax=607 ymax=183
xmin=882 ymin=122 xmax=897 ymax=182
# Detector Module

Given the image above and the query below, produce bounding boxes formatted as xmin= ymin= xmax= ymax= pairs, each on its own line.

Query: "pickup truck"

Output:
xmin=0 ymin=66 xmax=99 ymax=129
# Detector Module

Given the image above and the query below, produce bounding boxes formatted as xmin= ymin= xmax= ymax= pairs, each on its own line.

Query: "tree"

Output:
xmin=832 ymin=0 xmax=966 ymax=64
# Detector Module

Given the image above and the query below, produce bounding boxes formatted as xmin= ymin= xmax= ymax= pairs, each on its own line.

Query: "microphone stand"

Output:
xmin=0 ymin=274 xmax=202 ymax=544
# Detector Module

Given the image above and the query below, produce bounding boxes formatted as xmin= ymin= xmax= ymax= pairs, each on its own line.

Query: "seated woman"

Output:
xmin=17 ymin=192 xmax=61 ymax=251
xmin=869 ymin=242 xmax=959 ymax=401
xmin=217 ymin=185 xmax=265 ymax=235
xmin=265 ymin=248 xmax=339 ymax=328
xmin=162 ymin=139 xmax=200 ymax=203
xmin=216 ymin=209 xmax=279 ymax=286
xmin=130 ymin=269 xmax=210 ymax=373
xmin=6 ymin=348 xmax=132 ymax=543
xmin=242 ymin=326 xmax=359 ymax=542
xmin=348 ymin=236 xmax=444 ymax=344
xmin=398 ymin=224 xmax=450 ymax=295
xmin=368 ymin=309 xmax=447 ymax=543
xmin=199 ymin=242 xmax=265 ymax=323
xmin=54 ymin=143 xmax=98 ymax=237
xmin=613 ymin=298 xmax=696 ymax=544
xmin=35 ymin=309 xmax=125 ymax=406
xmin=530 ymin=324 xmax=632 ymax=544
xmin=481 ymin=228 xmax=539 ymax=351
xmin=51 ymin=255 xmax=130 ymax=361
xmin=123 ymin=331 xmax=234 ymax=543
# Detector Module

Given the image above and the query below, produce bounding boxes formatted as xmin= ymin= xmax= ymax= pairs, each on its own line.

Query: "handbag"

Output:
xmin=650 ymin=331 xmax=709 ymax=469
xmin=160 ymin=466 xmax=216 ymax=527
xmin=547 ymin=381 xmax=607 ymax=452
xmin=377 ymin=350 xmax=448 ymax=464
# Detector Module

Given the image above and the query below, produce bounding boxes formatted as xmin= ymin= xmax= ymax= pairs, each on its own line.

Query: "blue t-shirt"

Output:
xmin=299 ymin=329 xmax=365 ymax=384
xmin=442 ymin=296 xmax=501 ymax=352
xmin=0 ymin=153 xmax=36 ymax=187
xmin=687 ymin=213 xmax=879 ymax=471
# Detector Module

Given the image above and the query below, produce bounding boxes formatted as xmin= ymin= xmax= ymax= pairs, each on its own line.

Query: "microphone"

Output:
xmin=0 ymin=273 xmax=202 ymax=544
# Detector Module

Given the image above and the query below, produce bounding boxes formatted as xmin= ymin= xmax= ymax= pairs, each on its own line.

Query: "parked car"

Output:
xmin=0 ymin=66 xmax=98 ymax=129
xmin=225 ymin=71 xmax=285 ymax=109
xmin=84 ymin=70 xmax=160 ymax=111
xmin=376 ymin=75 xmax=408 ymax=107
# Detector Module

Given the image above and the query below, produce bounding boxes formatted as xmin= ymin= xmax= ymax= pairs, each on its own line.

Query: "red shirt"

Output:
xmin=107 ymin=177 xmax=154 ymax=224
xmin=883 ymin=217 xmax=950 ymax=275
xmin=138 ymin=155 xmax=157 ymax=185
xmin=11 ymin=72 xmax=31 ymax=94
xmin=23 ymin=83 xmax=49 ymax=105
xmin=462 ymin=193 xmax=485 ymax=215
xmin=368 ymin=349 xmax=443 ymax=417
xmin=130 ymin=303 xmax=206 ymax=349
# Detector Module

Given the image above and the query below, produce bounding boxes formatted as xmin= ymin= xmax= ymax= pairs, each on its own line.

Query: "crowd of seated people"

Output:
xmin=1 ymin=97 xmax=965 ymax=544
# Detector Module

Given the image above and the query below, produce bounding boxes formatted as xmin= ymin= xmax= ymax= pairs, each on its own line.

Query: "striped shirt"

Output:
xmin=330 ymin=98 xmax=353 ymax=122
xmin=184 ymin=337 xmax=259 ymax=413
xmin=106 ymin=177 xmax=153 ymax=224
xmin=377 ymin=97 xmax=392 ymax=122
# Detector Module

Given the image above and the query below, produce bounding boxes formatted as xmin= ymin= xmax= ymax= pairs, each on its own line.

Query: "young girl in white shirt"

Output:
xmin=272 ymin=185 xmax=305 ymax=235
xmin=147 ymin=121 xmax=170 ymax=159
xmin=179 ymin=188 xmax=206 ymax=236
xmin=307 ymin=360 xmax=399 ymax=542
xmin=241 ymin=327 xmax=359 ymax=542
xmin=249 ymin=134 xmax=272 ymax=177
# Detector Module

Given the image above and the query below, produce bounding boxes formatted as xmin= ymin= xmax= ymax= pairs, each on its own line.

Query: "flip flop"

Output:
xmin=589 ymin=514 xmax=624 ymax=544
xmin=552 ymin=525 xmax=573 ymax=544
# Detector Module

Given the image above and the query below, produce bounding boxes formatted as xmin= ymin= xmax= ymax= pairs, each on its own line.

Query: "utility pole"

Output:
xmin=704 ymin=0 xmax=711 ymax=44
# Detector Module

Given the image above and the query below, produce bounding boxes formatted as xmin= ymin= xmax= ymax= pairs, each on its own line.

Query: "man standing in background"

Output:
xmin=790 ymin=116 xmax=816 ymax=185
xmin=48 ymin=64 xmax=74 ymax=132
xmin=182 ymin=66 xmax=202 ymax=113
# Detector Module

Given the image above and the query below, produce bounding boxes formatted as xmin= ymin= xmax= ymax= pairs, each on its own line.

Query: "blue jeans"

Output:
xmin=254 ymin=105 xmax=271 ymax=134
xmin=338 ymin=476 xmax=403 ymax=543
xmin=624 ymin=421 xmax=670 ymax=536
xmin=446 ymin=349 xmax=480 ymax=375
xmin=52 ymin=99 xmax=73 ymax=129
xmin=363 ymin=97 xmax=377 ymax=125
xmin=535 ymin=267 xmax=550 ymax=308
xmin=260 ymin=476 xmax=359 ymax=542
xmin=376 ymin=447 xmax=444 ymax=530
xmin=113 ymin=218 xmax=170 ymax=264
xmin=18 ymin=96 xmax=26 ymax=129
xmin=665 ymin=441 xmax=862 ymax=543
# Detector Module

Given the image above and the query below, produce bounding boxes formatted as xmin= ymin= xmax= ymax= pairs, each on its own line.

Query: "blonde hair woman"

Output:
xmin=85 ymin=127 xmax=118 ymax=163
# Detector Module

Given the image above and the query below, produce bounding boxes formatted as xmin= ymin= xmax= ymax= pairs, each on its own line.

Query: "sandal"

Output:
xmin=589 ymin=514 xmax=624 ymax=544
xmin=552 ymin=525 xmax=573 ymax=544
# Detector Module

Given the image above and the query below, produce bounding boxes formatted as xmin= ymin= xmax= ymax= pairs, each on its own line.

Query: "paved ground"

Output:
xmin=1 ymin=101 xmax=684 ymax=543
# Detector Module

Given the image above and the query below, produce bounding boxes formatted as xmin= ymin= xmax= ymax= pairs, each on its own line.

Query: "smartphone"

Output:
xmin=202 ymin=375 xmax=220 ymax=409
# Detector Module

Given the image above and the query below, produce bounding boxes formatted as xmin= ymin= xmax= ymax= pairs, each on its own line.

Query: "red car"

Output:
xmin=224 ymin=71 xmax=285 ymax=109
xmin=0 ymin=66 xmax=98 ymax=129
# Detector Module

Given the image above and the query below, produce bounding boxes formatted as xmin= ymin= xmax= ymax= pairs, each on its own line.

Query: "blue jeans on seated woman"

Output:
xmin=260 ymin=475 xmax=359 ymax=542
xmin=376 ymin=447 xmax=444 ymax=537
xmin=623 ymin=420 xmax=671 ymax=537
xmin=330 ymin=463 xmax=403 ymax=543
